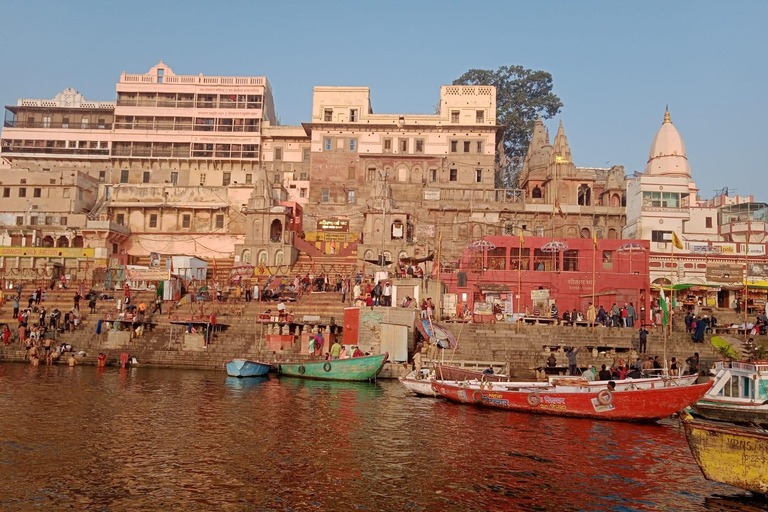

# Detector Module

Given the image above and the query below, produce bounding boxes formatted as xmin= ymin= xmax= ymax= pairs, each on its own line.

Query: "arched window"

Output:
xmin=610 ymin=194 xmax=620 ymax=207
xmin=41 ymin=235 xmax=54 ymax=248
xmin=364 ymin=249 xmax=374 ymax=261
xmin=397 ymin=165 xmax=408 ymax=183
xmin=608 ymin=228 xmax=618 ymax=239
xmin=56 ymin=236 xmax=69 ymax=248
xmin=275 ymin=250 xmax=284 ymax=266
xmin=71 ymin=236 xmax=84 ymax=248
xmin=270 ymin=219 xmax=282 ymax=243
xmin=471 ymin=224 xmax=483 ymax=239
xmin=567 ymin=227 xmax=578 ymax=237
xmin=580 ymin=227 xmax=591 ymax=239
xmin=578 ymin=184 xmax=592 ymax=206
xmin=532 ymin=186 xmax=543 ymax=199
xmin=257 ymin=251 xmax=268 ymax=267
xmin=458 ymin=224 xmax=468 ymax=238
xmin=242 ymin=250 xmax=251 ymax=264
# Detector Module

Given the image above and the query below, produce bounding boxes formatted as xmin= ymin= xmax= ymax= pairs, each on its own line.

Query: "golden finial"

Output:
xmin=663 ymin=106 xmax=671 ymax=124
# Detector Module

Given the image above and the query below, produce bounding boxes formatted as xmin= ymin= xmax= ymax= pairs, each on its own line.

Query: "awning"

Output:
xmin=399 ymin=253 xmax=434 ymax=265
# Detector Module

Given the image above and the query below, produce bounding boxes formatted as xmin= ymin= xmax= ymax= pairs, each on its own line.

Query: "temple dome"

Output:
xmin=644 ymin=108 xmax=690 ymax=177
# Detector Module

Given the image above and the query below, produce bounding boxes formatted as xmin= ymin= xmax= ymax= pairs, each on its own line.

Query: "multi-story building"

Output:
xmin=624 ymin=109 xmax=768 ymax=311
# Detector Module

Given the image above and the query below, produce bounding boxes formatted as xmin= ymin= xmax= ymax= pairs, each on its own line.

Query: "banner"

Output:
xmin=0 ymin=246 xmax=95 ymax=258
xmin=317 ymin=218 xmax=349 ymax=232
xmin=126 ymin=267 xmax=170 ymax=281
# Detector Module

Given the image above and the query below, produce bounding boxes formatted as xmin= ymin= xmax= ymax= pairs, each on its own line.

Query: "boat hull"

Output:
xmin=276 ymin=353 xmax=388 ymax=382
xmin=432 ymin=364 xmax=510 ymax=382
xmin=399 ymin=370 xmax=438 ymax=397
xmin=432 ymin=380 xmax=713 ymax=422
xmin=225 ymin=359 xmax=271 ymax=378
xmin=692 ymin=399 xmax=768 ymax=428
xmin=681 ymin=412 xmax=768 ymax=494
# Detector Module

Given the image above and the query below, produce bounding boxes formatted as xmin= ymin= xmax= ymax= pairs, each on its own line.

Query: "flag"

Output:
xmin=170 ymin=258 xmax=174 ymax=274
xmin=671 ymin=231 xmax=684 ymax=250
xmin=593 ymin=232 xmax=598 ymax=249
xmin=658 ymin=286 xmax=669 ymax=327
xmin=519 ymin=230 xmax=525 ymax=249
xmin=554 ymin=199 xmax=565 ymax=219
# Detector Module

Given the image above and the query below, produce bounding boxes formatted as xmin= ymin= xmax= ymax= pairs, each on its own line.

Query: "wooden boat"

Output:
xmin=692 ymin=360 xmax=768 ymax=427
xmin=399 ymin=369 xmax=439 ymax=397
xmin=681 ymin=411 xmax=768 ymax=494
xmin=432 ymin=363 xmax=511 ymax=382
xmin=432 ymin=380 xmax=713 ymax=422
xmin=548 ymin=374 xmax=699 ymax=391
xmin=276 ymin=353 xmax=388 ymax=382
xmin=226 ymin=359 xmax=271 ymax=378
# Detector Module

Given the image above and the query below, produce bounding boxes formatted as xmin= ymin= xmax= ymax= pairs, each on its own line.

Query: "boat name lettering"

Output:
xmin=483 ymin=397 xmax=510 ymax=407
xmin=486 ymin=393 xmax=504 ymax=399
xmin=727 ymin=438 xmax=754 ymax=451
xmin=542 ymin=396 xmax=566 ymax=405
xmin=540 ymin=404 xmax=567 ymax=411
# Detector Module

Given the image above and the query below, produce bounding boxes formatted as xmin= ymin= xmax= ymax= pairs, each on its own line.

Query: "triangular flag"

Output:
xmin=672 ymin=231 xmax=684 ymax=250
xmin=519 ymin=230 xmax=525 ymax=249
xmin=658 ymin=286 xmax=669 ymax=327
xmin=593 ymin=232 xmax=598 ymax=250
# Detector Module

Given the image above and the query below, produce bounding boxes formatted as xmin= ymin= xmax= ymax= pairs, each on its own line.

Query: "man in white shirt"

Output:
xmin=253 ymin=283 xmax=260 ymax=302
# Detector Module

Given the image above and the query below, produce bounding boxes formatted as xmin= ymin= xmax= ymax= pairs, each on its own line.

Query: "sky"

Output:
xmin=0 ymin=0 xmax=765 ymax=201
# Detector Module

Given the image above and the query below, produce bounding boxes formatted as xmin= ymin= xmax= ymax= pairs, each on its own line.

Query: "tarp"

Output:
xmin=413 ymin=318 xmax=458 ymax=349
xmin=399 ymin=253 xmax=435 ymax=265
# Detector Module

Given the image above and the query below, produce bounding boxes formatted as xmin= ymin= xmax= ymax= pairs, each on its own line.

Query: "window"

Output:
xmin=300 ymin=172 xmax=308 ymax=180
xmin=120 ymin=169 xmax=129 ymax=183
xmin=399 ymin=138 xmax=408 ymax=153
xmin=463 ymin=141 xmax=470 ymax=153
xmin=303 ymin=148 xmax=310 ymax=161
xmin=475 ymin=169 xmax=482 ymax=183
xmin=430 ymin=168 xmax=437 ymax=182
xmin=45 ymin=216 xmax=53 ymax=226
xmin=642 ymin=191 xmax=681 ymax=208
xmin=347 ymin=190 xmax=356 ymax=203
xmin=62 ymin=117 xmax=69 ymax=129
xmin=274 ymin=173 xmax=280 ymax=184
xmin=170 ymin=171 xmax=178 ymax=185
xmin=321 ymin=189 xmax=330 ymax=202
xmin=415 ymin=139 xmax=424 ymax=153
xmin=367 ymin=167 xmax=376 ymax=181
xmin=143 ymin=171 xmax=150 ymax=183
xmin=449 ymin=169 xmax=457 ymax=182
xmin=215 ymin=214 xmax=224 ymax=229
xmin=349 ymin=139 xmax=357 ymax=151
xmin=706 ymin=217 xmax=713 ymax=229
xmin=324 ymin=109 xmax=333 ymax=122
xmin=222 ymin=172 xmax=231 ymax=186
xmin=30 ymin=216 xmax=38 ymax=226
xmin=347 ymin=166 xmax=356 ymax=180
xmin=324 ymin=138 xmax=332 ymax=151
xmin=149 ymin=214 xmax=158 ymax=228
xmin=18 ymin=188 xmax=26 ymax=197
xmin=450 ymin=140 xmax=458 ymax=153
xmin=299 ymin=188 xmax=307 ymax=198
xmin=16 ymin=216 xmax=23 ymax=225
xmin=43 ymin=116 xmax=51 ymax=128
xmin=350 ymin=109 xmax=358 ymax=122
xmin=651 ymin=230 xmax=672 ymax=243
xmin=81 ymin=118 xmax=89 ymax=129
xmin=60 ymin=216 xmax=67 ymax=226
xmin=33 ymin=188 xmax=41 ymax=198
xmin=602 ymin=250 xmax=613 ymax=270
xmin=199 ymin=173 xmax=206 ymax=186
xmin=245 ymin=173 xmax=252 ymax=184
xmin=451 ymin=110 xmax=460 ymax=123
xmin=182 ymin=214 xmax=191 ymax=228
xmin=3 ymin=188 xmax=9 ymax=197
xmin=116 ymin=214 xmax=125 ymax=225
xmin=476 ymin=141 xmax=483 ymax=153
xmin=383 ymin=138 xmax=392 ymax=152
xmin=476 ymin=110 xmax=484 ymax=123
xmin=99 ymin=171 xmax=106 ymax=182
xmin=274 ymin=147 xmax=283 ymax=160
xmin=563 ymin=250 xmax=579 ymax=271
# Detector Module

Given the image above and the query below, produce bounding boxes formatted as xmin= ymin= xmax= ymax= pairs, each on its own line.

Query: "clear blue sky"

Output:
xmin=1 ymin=0 xmax=765 ymax=201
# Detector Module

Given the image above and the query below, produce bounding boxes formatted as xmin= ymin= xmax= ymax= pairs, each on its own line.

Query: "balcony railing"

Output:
xmin=116 ymin=98 xmax=262 ymax=109
xmin=1 ymin=146 xmax=109 ymax=156
xmin=423 ymin=188 xmax=526 ymax=203
xmin=4 ymin=121 xmax=112 ymax=130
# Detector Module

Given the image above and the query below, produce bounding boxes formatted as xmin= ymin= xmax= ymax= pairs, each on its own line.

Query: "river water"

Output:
xmin=0 ymin=364 xmax=764 ymax=512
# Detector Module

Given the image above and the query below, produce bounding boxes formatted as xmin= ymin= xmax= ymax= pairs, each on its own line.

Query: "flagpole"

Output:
xmin=744 ymin=226 xmax=750 ymax=346
xmin=517 ymin=230 xmax=523 ymax=332
xmin=592 ymin=233 xmax=597 ymax=334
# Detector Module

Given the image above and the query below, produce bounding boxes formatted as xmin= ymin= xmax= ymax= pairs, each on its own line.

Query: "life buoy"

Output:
xmin=527 ymin=392 xmax=541 ymax=407
xmin=323 ymin=362 xmax=332 ymax=372
xmin=472 ymin=391 xmax=483 ymax=403
xmin=597 ymin=389 xmax=613 ymax=405
xmin=298 ymin=364 xmax=306 ymax=375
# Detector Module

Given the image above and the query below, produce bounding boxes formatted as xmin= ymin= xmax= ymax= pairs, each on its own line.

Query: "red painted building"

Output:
xmin=440 ymin=236 xmax=651 ymax=322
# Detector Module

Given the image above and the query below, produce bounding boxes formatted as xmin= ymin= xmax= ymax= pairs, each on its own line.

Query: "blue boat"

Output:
xmin=225 ymin=359 xmax=272 ymax=378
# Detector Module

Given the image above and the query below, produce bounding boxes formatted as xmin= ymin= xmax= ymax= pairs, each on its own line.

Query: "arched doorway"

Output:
xmin=532 ymin=186 xmax=543 ymax=199
xmin=608 ymin=228 xmax=618 ymax=239
xmin=56 ymin=236 xmax=69 ymax=248
xmin=578 ymin=184 xmax=591 ymax=206
xmin=71 ymin=235 xmax=84 ymax=248
xmin=41 ymin=235 xmax=54 ymax=247
xmin=610 ymin=193 xmax=621 ymax=207
xmin=270 ymin=219 xmax=282 ymax=242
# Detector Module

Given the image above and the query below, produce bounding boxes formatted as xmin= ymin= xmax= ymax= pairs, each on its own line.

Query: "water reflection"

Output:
xmin=0 ymin=363 xmax=758 ymax=511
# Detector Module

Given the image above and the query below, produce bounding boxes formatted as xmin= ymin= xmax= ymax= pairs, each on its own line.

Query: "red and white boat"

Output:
xmin=432 ymin=380 xmax=713 ymax=422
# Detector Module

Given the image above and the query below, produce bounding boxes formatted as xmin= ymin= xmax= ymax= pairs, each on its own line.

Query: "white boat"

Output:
xmin=693 ymin=360 xmax=768 ymax=427
xmin=399 ymin=369 xmax=439 ymax=397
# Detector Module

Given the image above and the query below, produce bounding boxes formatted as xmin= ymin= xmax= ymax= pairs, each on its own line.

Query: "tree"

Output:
xmin=453 ymin=66 xmax=563 ymax=188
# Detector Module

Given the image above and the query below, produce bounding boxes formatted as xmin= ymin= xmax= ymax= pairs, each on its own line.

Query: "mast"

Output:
xmin=744 ymin=225 xmax=751 ymax=346
xmin=435 ymin=229 xmax=442 ymax=321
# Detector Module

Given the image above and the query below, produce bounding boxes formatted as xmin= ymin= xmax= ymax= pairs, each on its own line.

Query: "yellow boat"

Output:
xmin=681 ymin=411 xmax=768 ymax=495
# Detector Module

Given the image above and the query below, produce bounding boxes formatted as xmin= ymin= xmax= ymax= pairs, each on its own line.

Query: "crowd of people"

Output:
xmin=547 ymin=347 xmax=703 ymax=379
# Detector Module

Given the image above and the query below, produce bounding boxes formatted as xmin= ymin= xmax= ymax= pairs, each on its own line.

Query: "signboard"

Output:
xmin=689 ymin=243 xmax=736 ymax=255
xmin=317 ymin=218 xmax=349 ymax=232
xmin=706 ymin=263 xmax=743 ymax=283
xmin=0 ymin=246 xmax=95 ymax=258
xmin=749 ymin=263 xmax=768 ymax=278
xmin=149 ymin=252 xmax=161 ymax=268
xmin=423 ymin=189 xmax=440 ymax=201
xmin=748 ymin=244 xmax=766 ymax=256
xmin=126 ymin=267 xmax=170 ymax=281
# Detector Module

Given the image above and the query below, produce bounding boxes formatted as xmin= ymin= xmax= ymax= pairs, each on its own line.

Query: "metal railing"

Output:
xmin=4 ymin=121 xmax=111 ymax=130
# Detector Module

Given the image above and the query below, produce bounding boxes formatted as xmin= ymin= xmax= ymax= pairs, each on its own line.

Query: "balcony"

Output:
xmin=4 ymin=120 xmax=112 ymax=130
xmin=1 ymin=145 xmax=109 ymax=156
xmin=422 ymin=188 xmax=526 ymax=203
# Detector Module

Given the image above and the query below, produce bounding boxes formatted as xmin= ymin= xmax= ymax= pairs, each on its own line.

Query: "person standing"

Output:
xmin=627 ymin=302 xmax=636 ymax=328
xmin=153 ymin=295 xmax=163 ymax=315
xmin=383 ymin=283 xmax=392 ymax=307
xmin=638 ymin=326 xmax=649 ymax=354
xmin=330 ymin=339 xmax=342 ymax=360
xmin=610 ymin=303 xmax=621 ymax=328
xmin=253 ymin=282 xmax=260 ymax=302
xmin=587 ymin=303 xmax=597 ymax=326
xmin=621 ymin=304 xmax=628 ymax=327
xmin=412 ymin=342 xmax=423 ymax=376
xmin=686 ymin=352 xmax=700 ymax=375
xmin=566 ymin=346 xmax=581 ymax=376
xmin=13 ymin=295 xmax=20 ymax=319
xmin=73 ymin=293 xmax=81 ymax=311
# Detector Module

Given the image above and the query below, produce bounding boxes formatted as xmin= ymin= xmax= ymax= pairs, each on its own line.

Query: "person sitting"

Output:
xmin=546 ymin=353 xmax=557 ymax=367
xmin=561 ymin=310 xmax=571 ymax=326
xmin=670 ymin=357 xmax=679 ymax=376
xmin=606 ymin=381 xmax=616 ymax=391
xmin=352 ymin=346 xmax=364 ymax=358
xmin=482 ymin=366 xmax=495 ymax=375
xmin=598 ymin=364 xmax=613 ymax=381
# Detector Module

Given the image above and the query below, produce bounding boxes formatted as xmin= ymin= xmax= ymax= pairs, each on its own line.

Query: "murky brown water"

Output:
xmin=0 ymin=363 xmax=764 ymax=511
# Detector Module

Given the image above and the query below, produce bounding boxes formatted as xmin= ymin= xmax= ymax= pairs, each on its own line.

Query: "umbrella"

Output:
xmin=540 ymin=241 xmax=569 ymax=253
xmin=468 ymin=240 xmax=496 ymax=251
